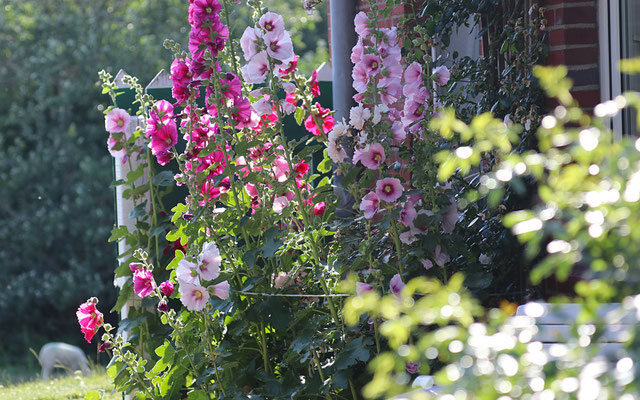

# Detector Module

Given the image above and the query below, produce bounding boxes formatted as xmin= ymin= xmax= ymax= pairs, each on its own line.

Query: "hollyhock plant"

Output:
xmin=259 ymin=12 xmax=285 ymax=35
xmin=179 ymin=282 xmax=210 ymax=311
xmin=241 ymin=51 xmax=269 ymax=84
xmin=356 ymin=143 xmax=386 ymax=170
xmin=105 ymin=108 xmax=131 ymax=133
xmin=76 ymin=298 xmax=103 ymax=343
xmin=360 ymin=192 xmax=379 ymax=219
xmin=176 ymin=259 xmax=201 ymax=285
xmin=133 ymin=269 xmax=155 ymax=298
xmin=240 ymin=27 xmax=262 ymax=60
xmin=354 ymin=11 xmax=369 ymax=37
xmin=273 ymin=195 xmax=290 ymax=214
xmin=356 ymin=282 xmax=373 ymax=295
xmin=264 ymin=30 xmax=294 ymax=62
xmin=349 ymin=105 xmax=370 ymax=130
xmin=376 ymin=177 xmax=403 ymax=203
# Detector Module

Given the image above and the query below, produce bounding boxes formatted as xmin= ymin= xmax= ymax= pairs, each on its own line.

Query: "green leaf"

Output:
xmin=261 ymin=227 xmax=283 ymax=258
xmin=294 ymin=107 xmax=305 ymax=125
xmin=84 ymin=390 xmax=102 ymax=400
xmin=108 ymin=225 xmax=129 ymax=242
xmin=187 ymin=390 xmax=208 ymax=400
xmin=126 ymin=164 xmax=146 ymax=183
xmin=317 ymin=154 xmax=332 ymax=174
xmin=152 ymin=170 xmax=175 ymax=186
xmin=128 ymin=203 xmax=147 ymax=219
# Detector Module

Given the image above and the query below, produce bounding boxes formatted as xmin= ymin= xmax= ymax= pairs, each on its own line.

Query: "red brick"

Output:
xmin=549 ymin=27 xmax=598 ymax=46
xmin=544 ymin=0 xmax=596 ymax=5
xmin=544 ymin=9 xmax=555 ymax=27
xmin=555 ymin=6 xmax=596 ymax=25
xmin=572 ymin=89 xmax=600 ymax=108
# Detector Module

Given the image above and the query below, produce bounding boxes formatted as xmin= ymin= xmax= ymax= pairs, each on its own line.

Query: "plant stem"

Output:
xmin=259 ymin=321 xmax=270 ymax=374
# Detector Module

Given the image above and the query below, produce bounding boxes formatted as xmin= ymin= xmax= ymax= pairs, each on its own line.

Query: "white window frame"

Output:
xmin=599 ymin=0 xmax=624 ymax=139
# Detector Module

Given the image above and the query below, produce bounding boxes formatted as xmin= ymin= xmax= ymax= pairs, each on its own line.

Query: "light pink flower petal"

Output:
xmin=211 ymin=281 xmax=230 ymax=299
xmin=359 ymin=192 xmax=379 ymax=219
xmin=389 ymin=274 xmax=405 ymax=296
xmin=264 ymin=31 xmax=294 ymax=62
xmin=273 ymin=196 xmax=289 ymax=214
xmin=176 ymin=259 xmax=200 ymax=286
xmin=375 ymin=177 xmax=404 ymax=203
xmin=105 ymin=108 xmax=131 ymax=133
xmin=433 ymin=65 xmax=450 ymax=86
xmin=179 ymin=282 xmax=210 ymax=311
xmin=356 ymin=282 xmax=373 ymax=295
xmin=198 ymin=241 xmax=222 ymax=281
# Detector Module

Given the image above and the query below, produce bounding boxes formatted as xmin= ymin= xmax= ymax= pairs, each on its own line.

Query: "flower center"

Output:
xmin=206 ymin=7 xmax=213 ymax=14
xmin=265 ymin=22 xmax=273 ymax=31
xmin=191 ymin=269 xmax=199 ymax=277
xmin=374 ymin=154 xmax=381 ymax=162
xmin=194 ymin=290 xmax=203 ymax=299
xmin=384 ymin=185 xmax=392 ymax=193
xmin=270 ymin=42 xmax=278 ymax=51
xmin=117 ymin=119 xmax=124 ymax=127
xmin=371 ymin=61 xmax=378 ymax=70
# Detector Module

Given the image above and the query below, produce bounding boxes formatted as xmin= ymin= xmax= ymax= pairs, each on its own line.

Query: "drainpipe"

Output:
xmin=330 ymin=0 xmax=358 ymax=216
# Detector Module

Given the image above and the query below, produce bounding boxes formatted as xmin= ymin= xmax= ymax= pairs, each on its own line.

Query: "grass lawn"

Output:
xmin=0 ymin=367 xmax=121 ymax=400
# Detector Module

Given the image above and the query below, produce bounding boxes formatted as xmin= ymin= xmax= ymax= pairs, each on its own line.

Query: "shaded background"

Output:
xmin=0 ymin=0 xmax=327 ymax=370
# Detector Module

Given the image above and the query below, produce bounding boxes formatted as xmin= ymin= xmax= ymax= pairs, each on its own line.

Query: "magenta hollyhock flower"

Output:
xmin=358 ymin=143 xmax=386 ymax=170
xmin=198 ymin=241 xmax=222 ymax=281
xmin=433 ymin=65 xmax=451 ymax=86
xmin=376 ymin=177 xmax=403 ymax=203
xmin=264 ymin=30 xmax=294 ymax=62
xmin=189 ymin=0 xmax=222 ymax=26
xmin=211 ymin=281 xmax=230 ymax=299
xmin=356 ymin=282 xmax=373 ymax=295
xmin=76 ymin=299 xmax=103 ymax=343
xmin=354 ymin=11 xmax=369 ymax=37
xmin=310 ymin=69 xmax=321 ymax=97
xmin=313 ymin=201 xmax=325 ymax=216
xmin=149 ymin=122 xmax=178 ymax=156
xmin=359 ymin=192 xmax=379 ymax=219
xmin=246 ymin=182 xmax=259 ymax=197
xmin=273 ymin=195 xmax=290 ymax=214
xmin=240 ymin=27 xmax=262 ymax=60
xmin=389 ymin=274 xmax=405 ymax=296
xmin=149 ymin=100 xmax=174 ymax=125
xmin=220 ymin=72 xmax=242 ymax=99
xmin=406 ymin=362 xmax=420 ymax=374
xmin=179 ymin=282 xmax=210 ymax=311
xmin=155 ymin=150 xmax=173 ymax=166
xmin=159 ymin=280 xmax=175 ymax=296
xmin=133 ymin=269 xmax=155 ymax=298
xmin=105 ymin=108 xmax=130 ymax=133
xmin=304 ymin=104 xmax=334 ymax=136
xmin=241 ymin=51 xmax=269 ymax=84
xmin=157 ymin=301 xmax=169 ymax=313
xmin=259 ymin=12 xmax=285 ymax=35
xmin=129 ymin=263 xmax=142 ymax=272
xmin=279 ymin=55 xmax=298 ymax=76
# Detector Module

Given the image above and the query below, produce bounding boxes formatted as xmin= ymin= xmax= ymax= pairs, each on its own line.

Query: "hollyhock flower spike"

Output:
xmin=76 ymin=298 xmax=103 ymax=343
xmin=433 ymin=65 xmax=451 ymax=86
xmin=304 ymin=104 xmax=334 ymax=136
xmin=360 ymin=192 xmax=379 ymax=219
xmin=389 ymin=274 xmax=405 ymax=297
xmin=159 ymin=280 xmax=175 ymax=296
xmin=180 ymin=282 xmax=210 ymax=311
xmin=211 ymin=281 xmax=230 ymax=299
xmin=105 ymin=108 xmax=130 ymax=133
xmin=133 ymin=269 xmax=155 ymax=298
xmin=376 ymin=177 xmax=404 ymax=203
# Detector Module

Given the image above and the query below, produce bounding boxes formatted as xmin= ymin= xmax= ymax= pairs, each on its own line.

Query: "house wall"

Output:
xmin=543 ymin=0 xmax=601 ymax=109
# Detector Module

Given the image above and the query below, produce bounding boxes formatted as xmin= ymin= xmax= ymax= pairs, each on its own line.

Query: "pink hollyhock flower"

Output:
xmin=253 ymin=96 xmax=273 ymax=116
xmin=399 ymin=230 xmax=417 ymax=245
xmin=351 ymin=38 xmax=364 ymax=64
xmin=406 ymin=362 xmax=420 ymax=374
xmin=105 ymin=108 xmax=130 ymax=133
xmin=76 ymin=299 xmax=103 ymax=343
xmin=356 ymin=282 xmax=373 ymax=295
xmin=433 ymin=65 xmax=450 ymax=86
xmin=246 ymin=182 xmax=258 ymax=197
xmin=400 ymin=202 xmax=417 ymax=227
xmin=279 ymin=55 xmax=298 ymax=75
xmin=264 ymin=30 xmax=294 ymax=62
xmin=176 ymin=259 xmax=201 ymax=285
xmin=148 ymin=100 xmax=174 ymax=125
xmin=376 ymin=177 xmax=403 ymax=203
xmin=148 ymin=122 xmax=178 ymax=155
xmin=107 ymin=135 xmax=126 ymax=160
xmin=211 ymin=281 xmax=230 ymax=299
xmin=362 ymin=54 xmax=382 ymax=78
xmin=259 ymin=12 xmax=285 ymax=35
xmin=313 ymin=202 xmax=325 ymax=216
xmin=327 ymin=134 xmax=348 ymax=163
xmin=404 ymin=62 xmax=423 ymax=89
xmin=198 ymin=241 xmax=222 ymax=281
xmin=220 ymin=72 xmax=242 ymax=99
xmin=358 ymin=143 xmax=385 ymax=170
xmin=389 ymin=274 xmax=405 ymax=296
xmin=354 ymin=11 xmax=369 ymax=37
xmin=434 ymin=245 xmax=450 ymax=267
xmin=155 ymin=150 xmax=172 ymax=166
xmin=349 ymin=105 xmax=371 ymax=130
xmin=133 ymin=269 xmax=155 ymax=298
xmin=391 ymin=120 xmax=407 ymax=144
xmin=273 ymin=156 xmax=290 ymax=182
xmin=352 ymin=61 xmax=368 ymax=93
xmin=359 ymin=192 xmax=379 ymax=219
xmin=170 ymin=58 xmax=191 ymax=85
xmin=241 ymin=51 xmax=269 ymax=84
xmin=304 ymin=104 xmax=334 ymax=136
xmin=179 ymin=282 xmax=210 ymax=311
xmin=421 ymin=259 xmax=433 ymax=270
xmin=273 ymin=195 xmax=290 ymax=214
xmin=240 ymin=27 xmax=261 ymax=60
xmin=159 ymin=280 xmax=175 ymax=296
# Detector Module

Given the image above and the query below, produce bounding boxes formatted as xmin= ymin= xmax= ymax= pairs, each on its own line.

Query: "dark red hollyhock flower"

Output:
xmin=310 ymin=69 xmax=321 ymax=97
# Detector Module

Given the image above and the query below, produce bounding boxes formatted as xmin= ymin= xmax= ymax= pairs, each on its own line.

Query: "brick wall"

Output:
xmin=543 ymin=0 xmax=600 ymax=108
